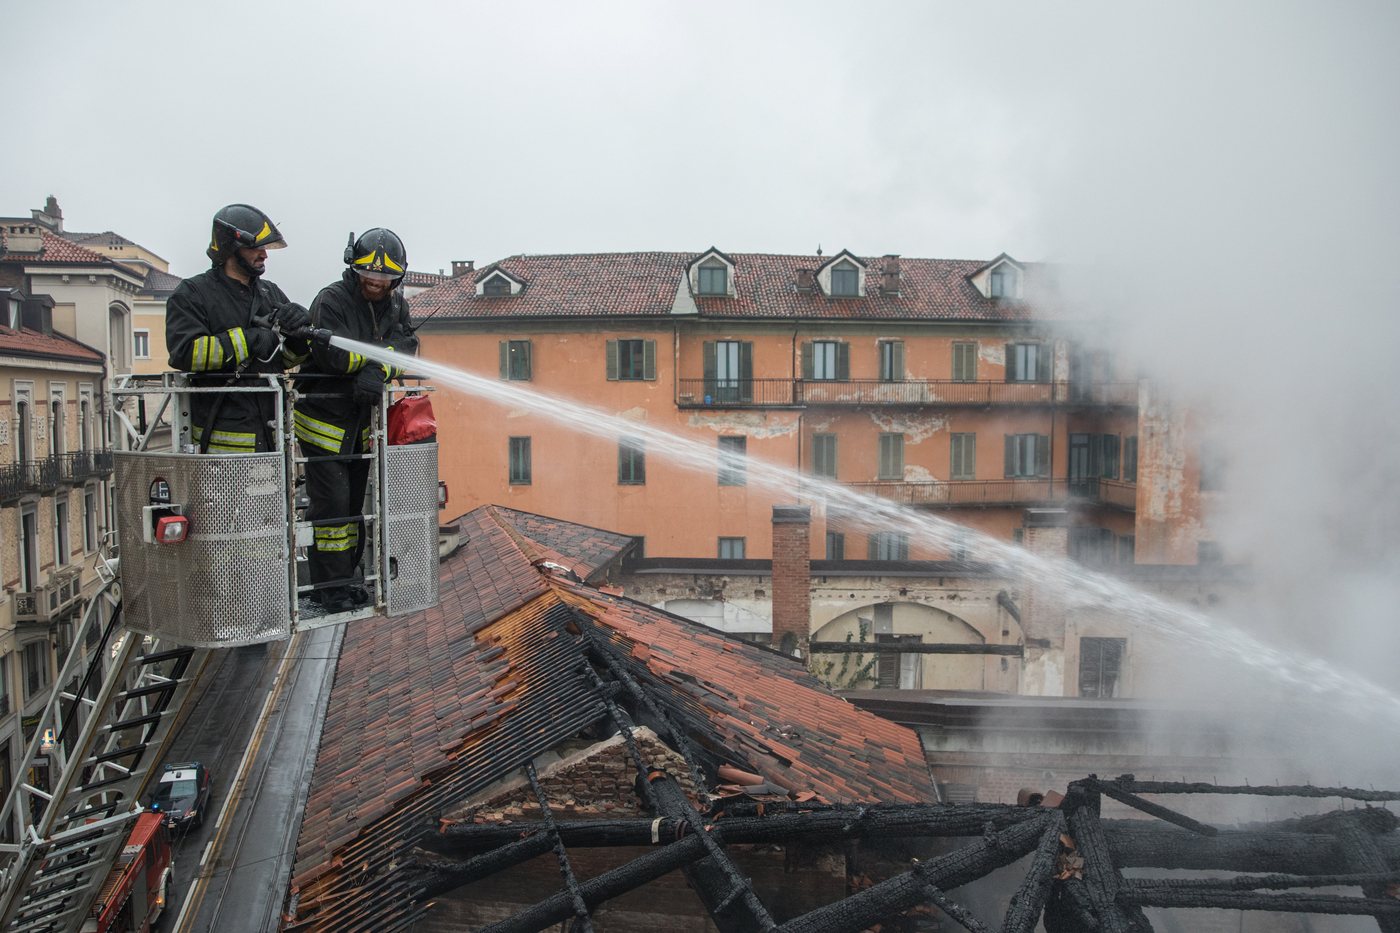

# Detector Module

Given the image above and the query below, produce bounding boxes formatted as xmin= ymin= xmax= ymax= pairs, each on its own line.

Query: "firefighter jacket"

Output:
xmin=166 ymin=265 xmax=309 ymax=452
xmin=294 ymin=269 xmax=413 ymax=454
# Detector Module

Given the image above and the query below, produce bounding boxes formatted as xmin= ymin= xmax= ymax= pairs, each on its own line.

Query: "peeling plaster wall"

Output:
xmin=686 ymin=410 xmax=800 ymax=438
xmin=1135 ymin=383 xmax=1212 ymax=563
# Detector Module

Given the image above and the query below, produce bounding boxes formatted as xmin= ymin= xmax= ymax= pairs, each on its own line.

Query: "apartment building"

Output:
xmin=414 ymin=248 xmax=1221 ymax=566
xmin=0 ymin=286 xmax=112 ymax=836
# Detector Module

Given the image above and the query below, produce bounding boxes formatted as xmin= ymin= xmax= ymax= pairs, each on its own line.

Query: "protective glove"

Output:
xmin=275 ymin=301 xmax=312 ymax=333
xmin=244 ymin=327 xmax=281 ymax=362
xmin=353 ymin=364 xmax=386 ymax=407
xmin=398 ymin=332 xmax=420 ymax=354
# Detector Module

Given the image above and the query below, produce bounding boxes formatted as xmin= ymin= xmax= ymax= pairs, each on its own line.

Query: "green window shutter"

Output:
xmin=953 ymin=342 xmax=977 ymax=382
xmin=878 ymin=435 xmax=890 ymax=478
xmin=618 ymin=441 xmax=627 ymax=484
xmin=837 ymin=342 xmax=850 ymax=381
xmin=1036 ymin=434 xmax=1051 ymax=477
xmin=1005 ymin=343 xmax=1017 ymax=382
xmin=1004 ymin=435 xmax=1015 ymax=477
xmin=521 ymin=340 xmax=532 ymax=381
xmin=894 ymin=434 xmax=904 ymax=476
xmin=801 ymin=342 xmax=814 ymax=379
xmin=1038 ymin=344 xmax=1052 ymax=383
xmin=643 ymin=340 xmax=656 ymax=381
xmin=1088 ymin=435 xmax=1102 ymax=477
xmin=606 ymin=340 xmax=619 ymax=381
xmin=499 ymin=341 xmax=509 ymax=380
xmin=1124 ymin=436 xmax=1138 ymax=482
xmin=739 ymin=341 xmax=753 ymax=394
xmin=891 ymin=341 xmax=905 ymax=382
xmin=702 ymin=341 xmax=716 ymax=395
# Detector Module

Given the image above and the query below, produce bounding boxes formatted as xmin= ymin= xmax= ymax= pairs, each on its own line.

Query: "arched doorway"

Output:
xmin=812 ymin=602 xmax=987 ymax=691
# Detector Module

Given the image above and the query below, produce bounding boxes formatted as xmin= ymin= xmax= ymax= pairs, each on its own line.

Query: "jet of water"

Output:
xmin=335 ymin=336 xmax=1400 ymax=740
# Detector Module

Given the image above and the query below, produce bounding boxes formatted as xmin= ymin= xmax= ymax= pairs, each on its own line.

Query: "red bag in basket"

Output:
xmin=387 ymin=394 xmax=437 ymax=445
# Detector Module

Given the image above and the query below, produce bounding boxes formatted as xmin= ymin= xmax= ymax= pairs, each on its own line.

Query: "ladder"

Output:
xmin=0 ymin=570 xmax=209 ymax=933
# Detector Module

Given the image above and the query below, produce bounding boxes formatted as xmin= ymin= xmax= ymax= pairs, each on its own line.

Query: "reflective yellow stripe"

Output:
xmin=229 ymin=327 xmax=249 ymax=364
xmin=345 ymin=351 xmax=366 ymax=373
xmin=192 ymin=426 xmax=256 ymax=451
xmin=293 ymin=411 xmax=346 ymax=451
xmin=282 ymin=348 xmax=308 ymax=368
xmin=313 ymin=524 xmax=359 ymax=552
xmin=383 ymin=254 xmax=403 ymax=272
xmin=255 ymin=221 xmax=272 ymax=243
xmin=192 ymin=334 xmax=225 ymax=372
xmin=353 ymin=251 xmax=376 ymax=267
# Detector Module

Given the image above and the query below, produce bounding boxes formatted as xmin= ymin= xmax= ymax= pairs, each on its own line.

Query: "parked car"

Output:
xmin=148 ymin=761 xmax=211 ymax=830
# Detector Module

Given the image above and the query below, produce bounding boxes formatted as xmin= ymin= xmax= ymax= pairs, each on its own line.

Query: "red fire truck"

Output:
xmin=80 ymin=812 xmax=173 ymax=933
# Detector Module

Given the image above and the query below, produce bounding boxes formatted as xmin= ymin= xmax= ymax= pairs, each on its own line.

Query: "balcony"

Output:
xmin=676 ymin=380 xmax=1138 ymax=409
xmin=844 ymin=477 xmax=1137 ymax=510
xmin=13 ymin=567 xmax=84 ymax=626
xmin=0 ymin=451 xmax=112 ymax=501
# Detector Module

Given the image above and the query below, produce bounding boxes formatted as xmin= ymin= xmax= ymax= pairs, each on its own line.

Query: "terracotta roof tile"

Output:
xmin=0 ymin=324 xmax=104 ymax=363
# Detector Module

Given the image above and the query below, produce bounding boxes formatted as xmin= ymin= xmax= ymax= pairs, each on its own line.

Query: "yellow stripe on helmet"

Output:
xmin=353 ymin=251 xmax=377 ymax=266
xmin=255 ymin=221 xmax=272 ymax=243
xmin=383 ymin=254 xmax=403 ymax=272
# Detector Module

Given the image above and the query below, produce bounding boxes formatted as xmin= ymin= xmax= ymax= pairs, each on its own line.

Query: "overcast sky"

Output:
xmin=7 ymin=2 xmax=1400 ymax=713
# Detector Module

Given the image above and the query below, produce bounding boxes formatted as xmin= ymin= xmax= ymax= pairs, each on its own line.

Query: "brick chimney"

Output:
xmin=451 ymin=260 xmax=475 ymax=278
xmin=771 ymin=505 xmax=811 ymax=657
xmin=1019 ymin=509 xmax=1070 ymax=696
xmin=796 ymin=269 xmax=815 ymax=293
xmin=881 ymin=255 xmax=901 ymax=296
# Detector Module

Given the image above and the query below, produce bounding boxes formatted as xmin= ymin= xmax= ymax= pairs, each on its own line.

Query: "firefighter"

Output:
xmin=295 ymin=228 xmax=417 ymax=612
xmin=165 ymin=204 xmax=312 ymax=452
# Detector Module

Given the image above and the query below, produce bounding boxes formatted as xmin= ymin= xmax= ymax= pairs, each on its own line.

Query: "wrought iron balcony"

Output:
xmin=675 ymin=379 xmax=1139 ymax=409
xmin=56 ymin=450 xmax=114 ymax=484
xmin=844 ymin=477 xmax=1137 ymax=510
xmin=12 ymin=568 xmax=84 ymax=627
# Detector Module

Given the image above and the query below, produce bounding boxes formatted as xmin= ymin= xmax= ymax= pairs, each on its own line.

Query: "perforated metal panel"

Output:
xmin=115 ymin=452 xmax=292 ymax=646
xmin=385 ymin=443 xmax=438 ymax=616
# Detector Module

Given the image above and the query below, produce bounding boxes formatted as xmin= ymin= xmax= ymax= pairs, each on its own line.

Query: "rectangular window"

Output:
xmin=1101 ymin=434 xmax=1120 ymax=480
xmin=877 ymin=433 xmax=904 ymax=480
xmin=950 ymin=527 xmax=972 ymax=562
xmin=618 ymin=437 xmax=646 ymax=485
xmin=831 ymin=264 xmax=859 ymax=297
xmin=499 ymin=340 xmax=532 ymax=381
xmin=55 ymin=498 xmax=69 ymax=566
xmin=950 ymin=433 xmax=976 ymax=480
xmin=811 ymin=433 xmax=837 ymax=480
xmin=1069 ymin=526 xmax=1116 ymax=565
xmin=703 ymin=341 xmax=753 ymax=403
xmin=825 ymin=531 xmax=844 ymax=560
xmin=1012 ymin=528 xmax=1024 ymax=546
xmin=878 ymin=341 xmax=904 ymax=382
xmin=19 ymin=508 xmax=38 ymax=593
xmin=876 ymin=634 xmax=923 ymax=689
xmin=1004 ymin=434 xmax=1050 ymax=478
xmin=83 ymin=487 xmax=98 ymax=552
xmin=1123 ymin=436 xmax=1138 ymax=483
xmin=1118 ymin=534 xmax=1135 ymax=564
xmin=133 ymin=329 xmax=150 ymax=360
xmin=1199 ymin=440 xmax=1226 ymax=491
xmin=22 ymin=641 xmax=48 ymax=701
xmin=801 ymin=341 xmax=849 ymax=381
xmin=608 ymin=339 xmax=656 ymax=381
xmin=1005 ymin=343 xmax=1051 ymax=382
xmin=951 ymin=342 xmax=978 ymax=382
xmin=1078 ymin=637 xmax=1125 ymax=698
xmin=717 ymin=537 xmax=746 ymax=559
xmin=508 ymin=437 xmax=532 ymax=484
xmin=698 ymin=264 xmax=727 ymax=295
xmin=717 ymin=435 xmax=746 ymax=486
xmin=1198 ymin=541 xmax=1223 ymax=564
xmin=868 ymin=531 xmax=910 ymax=561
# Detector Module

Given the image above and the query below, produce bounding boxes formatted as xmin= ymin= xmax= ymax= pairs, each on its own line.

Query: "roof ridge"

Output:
xmin=483 ymin=504 xmax=546 ymax=566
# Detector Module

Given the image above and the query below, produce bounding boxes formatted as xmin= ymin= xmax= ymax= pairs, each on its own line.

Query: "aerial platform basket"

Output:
xmin=110 ymin=372 xmax=440 ymax=647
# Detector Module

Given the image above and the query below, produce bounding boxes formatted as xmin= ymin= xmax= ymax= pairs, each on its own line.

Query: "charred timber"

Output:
xmin=775 ymin=815 xmax=1052 ymax=933
xmin=423 ymin=804 xmax=1043 ymax=856
xmin=1000 ymin=813 xmax=1068 ymax=933
xmin=1102 ymin=821 xmax=1400 ymax=873
xmin=1062 ymin=785 xmax=1148 ymax=933
xmin=1086 ymin=779 xmax=1218 ymax=836
xmin=1119 ymin=888 xmax=1400 ymax=917
xmin=1098 ymin=779 xmax=1400 ymax=803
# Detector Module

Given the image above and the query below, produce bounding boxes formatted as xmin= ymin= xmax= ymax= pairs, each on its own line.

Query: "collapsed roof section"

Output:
xmin=287 ymin=504 xmax=933 ymax=932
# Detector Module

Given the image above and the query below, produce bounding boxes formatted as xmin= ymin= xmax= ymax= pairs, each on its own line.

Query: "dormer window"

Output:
xmin=831 ymin=261 xmax=859 ymax=297
xmin=483 ymin=274 xmax=512 ymax=296
xmin=989 ymin=266 xmax=1017 ymax=298
xmin=697 ymin=260 xmax=728 ymax=295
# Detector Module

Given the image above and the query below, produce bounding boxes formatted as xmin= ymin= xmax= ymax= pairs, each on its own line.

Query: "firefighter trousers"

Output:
xmin=303 ymin=443 xmax=372 ymax=595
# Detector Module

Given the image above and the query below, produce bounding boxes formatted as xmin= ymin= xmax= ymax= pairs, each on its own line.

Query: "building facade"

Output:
xmin=413 ymin=248 xmax=1223 ymax=568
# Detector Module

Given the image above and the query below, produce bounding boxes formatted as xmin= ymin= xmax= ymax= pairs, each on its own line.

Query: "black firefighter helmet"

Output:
xmin=207 ymin=203 xmax=286 ymax=265
xmin=344 ymin=228 xmax=407 ymax=284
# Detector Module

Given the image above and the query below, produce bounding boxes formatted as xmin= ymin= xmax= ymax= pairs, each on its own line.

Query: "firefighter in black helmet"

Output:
xmin=165 ymin=204 xmax=313 ymax=452
xmin=295 ymin=228 xmax=417 ymax=613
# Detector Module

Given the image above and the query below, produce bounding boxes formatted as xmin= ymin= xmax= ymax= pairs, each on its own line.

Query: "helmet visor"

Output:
xmin=354 ymin=268 xmax=400 ymax=283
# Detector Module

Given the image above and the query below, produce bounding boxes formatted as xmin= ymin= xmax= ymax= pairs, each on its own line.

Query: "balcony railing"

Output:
xmin=0 ymin=450 xmax=112 ymax=500
xmin=844 ymin=477 xmax=1137 ymax=510
xmin=676 ymin=379 xmax=1139 ymax=409
xmin=677 ymin=379 xmax=797 ymax=408
xmin=13 ymin=567 xmax=84 ymax=626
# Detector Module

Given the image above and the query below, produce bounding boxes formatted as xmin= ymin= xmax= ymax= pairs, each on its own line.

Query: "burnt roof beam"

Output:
xmin=1334 ymin=814 xmax=1400 ymax=933
xmin=1000 ymin=812 xmax=1068 ymax=933
xmin=1087 ymin=778 xmax=1218 ymax=836
xmin=1101 ymin=778 xmax=1400 ymax=802
xmin=524 ymin=762 xmax=595 ymax=933
xmin=921 ymin=884 xmax=989 ymax=933
xmin=1118 ymin=886 xmax=1400 ymax=918
xmin=1103 ymin=821 xmax=1400 ymax=873
xmin=1060 ymin=783 xmax=1153 ymax=933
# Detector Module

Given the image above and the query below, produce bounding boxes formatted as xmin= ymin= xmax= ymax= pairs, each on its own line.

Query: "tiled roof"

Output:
xmin=489 ymin=505 xmax=636 ymax=580
xmin=139 ymin=268 xmax=183 ymax=296
xmin=63 ymin=230 xmax=136 ymax=247
xmin=411 ymin=250 xmax=1055 ymax=322
xmin=287 ymin=504 xmax=932 ymax=932
xmin=0 ymin=325 xmax=104 ymax=363
xmin=403 ymin=270 xmax=447 ymax=287
xmin=2 ymin=230 xmax=113 ymax=266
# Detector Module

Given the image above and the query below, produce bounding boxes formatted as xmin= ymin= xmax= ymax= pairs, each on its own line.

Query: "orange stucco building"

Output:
xmin=413 ymin=248 xmax=1219 ymax=566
